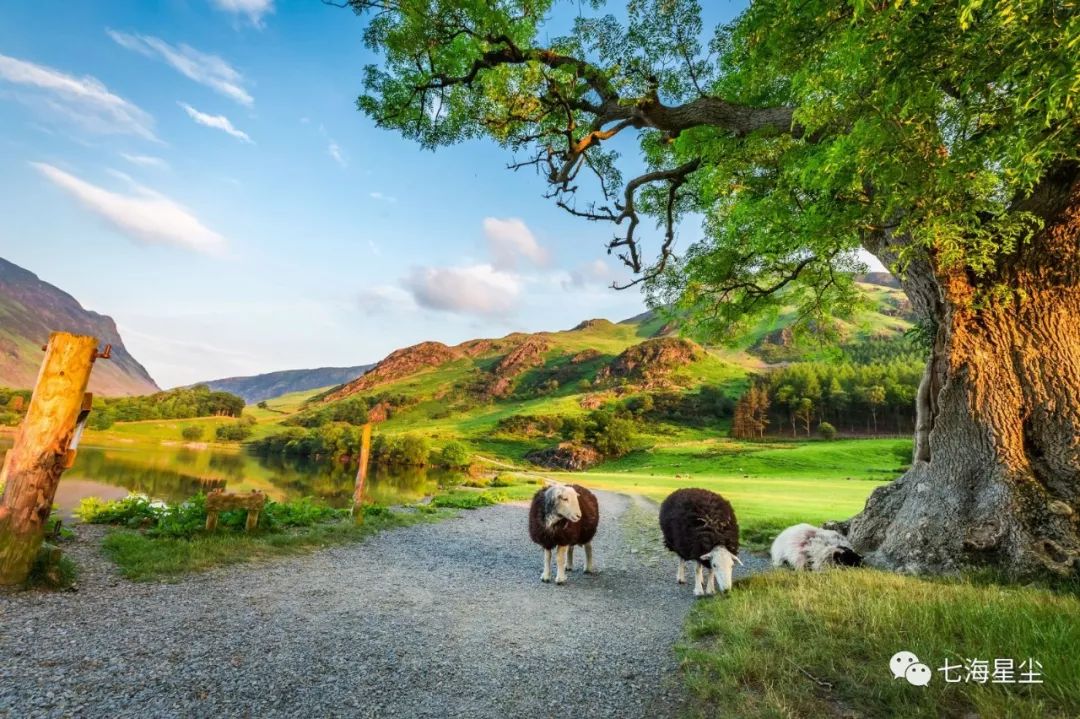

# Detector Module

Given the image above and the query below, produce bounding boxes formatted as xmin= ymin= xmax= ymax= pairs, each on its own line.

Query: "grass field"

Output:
xmin=682 ymin=570 xmax=1080 ymax=718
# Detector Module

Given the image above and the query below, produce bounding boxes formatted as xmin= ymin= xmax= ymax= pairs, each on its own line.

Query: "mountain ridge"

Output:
xmin=0 ymin=257 xmax=159 ymax=396
xmin=194 ymin=365 xmax=373 ymax=403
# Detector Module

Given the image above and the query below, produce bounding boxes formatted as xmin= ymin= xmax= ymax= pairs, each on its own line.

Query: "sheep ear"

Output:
xmin=541 ymin=478 xmax=557 ymax=487
xmin=700 ymin=553 xmax=711 ymax=561
xmin=731 ymin=552 xmax=743 ymax=566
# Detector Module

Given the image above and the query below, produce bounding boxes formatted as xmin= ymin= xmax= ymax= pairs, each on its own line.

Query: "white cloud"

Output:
xmin=179 ymin=102 xmax=252 ymax=143
xmin=328 ymin=140 xmax=346 ymax=167
xmin=357 ymin=285 xmax=413 ymax=315
xmin=484 ymin=217 xmax=550 ymax=270
xmin=369 ymin=191 xmax=396 ymax=203
xmin=403 ymin=264 xmax=520 ymax=317
xmin=121 ymin=153 xmax=170 ymax=170
xmin=32 ymin=162 xmax=227 ymax=256
xmin=564 ymin=259 xmax=625 ymax=289
xmin=107 ymin=30 xmax=253 ymax=107
xmin=209 ymin=0 xmax=275 ymax=27
xmin=0 ymin=53 xmax=156 ymax=140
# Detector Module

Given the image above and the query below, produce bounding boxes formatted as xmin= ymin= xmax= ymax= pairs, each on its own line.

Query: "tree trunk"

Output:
xmin=0 ymin=332 xmax=98 ymax=585
xmin=850 ymin=169 xmax=1080 ymax=578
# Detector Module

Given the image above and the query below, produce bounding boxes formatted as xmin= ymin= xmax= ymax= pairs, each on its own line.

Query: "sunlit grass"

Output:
xmin=682 ymin=570 xmax=1080 ymax=718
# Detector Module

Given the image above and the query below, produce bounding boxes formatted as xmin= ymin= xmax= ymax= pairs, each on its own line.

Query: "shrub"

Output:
xmin=181 ymin=425 xmax=204 ymax=441
xmin=439 ymin=441 xmax=471 ymax=468
xmin=216 ymin=422 xmax=253 ymax=442
xmin=818 ymin=421 xmax=838 ymax=440
xmin=489 ymin=473 xmax=516 ymax=487
xmin=589 ymin=412 xmax=636 ymax=458
xmin=76 ymin=494 xmax=345 ymax=538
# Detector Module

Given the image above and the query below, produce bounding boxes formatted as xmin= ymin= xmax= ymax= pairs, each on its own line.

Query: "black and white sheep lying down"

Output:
xmin=528 ymin=482 xmax=599 ymax=584
xmin=770 ymin=523 xmax=862 ymax=571
xmin=659 ymin=488 xmax=741 ymax=597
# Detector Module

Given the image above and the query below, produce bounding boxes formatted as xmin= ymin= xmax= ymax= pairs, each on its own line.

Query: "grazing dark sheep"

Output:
xmin=528 ymin=482 xmax=599 ymax=584
xmin=659 ymin=488 xmax=741 ymax=596
xmin=771 ymin=523 xmax=863 ymax=571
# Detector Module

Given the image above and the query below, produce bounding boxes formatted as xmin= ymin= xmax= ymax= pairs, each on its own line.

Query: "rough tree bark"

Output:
xmin=0 ymin=332 xmax=98 ymax=585
xmin=849 ymin=168 xmax=1080 ymax=578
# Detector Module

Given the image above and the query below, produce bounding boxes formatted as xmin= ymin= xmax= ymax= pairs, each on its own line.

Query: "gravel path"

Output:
xmin=0 ymin=491 xmax=767 ymax=719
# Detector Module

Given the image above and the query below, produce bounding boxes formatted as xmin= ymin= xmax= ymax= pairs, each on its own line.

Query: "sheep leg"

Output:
xmin=705 ymin=568 xmax=717 ymax=595
xmin=584 ymin=542 xmax=596 ymax=574
xmin=566 ymin=545 xmax=574 ymax=572
xmin=693 ymin=564 xmax=705 ymax=597
xmin=541 ymin=548 xmax=552 ymax=583
xmin=555 ymin=545 xmax=569 ymax=585
xmin=676 ymin=559 xmax=686 ymax=584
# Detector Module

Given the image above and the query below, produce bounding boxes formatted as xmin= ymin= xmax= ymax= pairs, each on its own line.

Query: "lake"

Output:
xmin=0 ymin=438 xmax=459 ymax=517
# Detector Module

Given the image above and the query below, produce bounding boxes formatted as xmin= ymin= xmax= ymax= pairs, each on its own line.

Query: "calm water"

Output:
xmin=0 ymin=438 xmax=458 ymax=517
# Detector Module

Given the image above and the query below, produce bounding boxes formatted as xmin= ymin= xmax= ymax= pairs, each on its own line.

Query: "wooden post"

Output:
xmin=352 ymin=423 xmax=373 ymax=522
xmin=0 ymin=332 xmax=99 ymax=585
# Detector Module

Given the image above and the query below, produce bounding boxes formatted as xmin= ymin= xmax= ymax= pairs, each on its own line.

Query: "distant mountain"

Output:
xmin=196 ymin=366 xmax=373 ymax=403
xmin=0 ymin=257 xmax=159 ymax=396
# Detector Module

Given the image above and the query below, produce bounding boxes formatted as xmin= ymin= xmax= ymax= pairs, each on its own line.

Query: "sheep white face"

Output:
xmin=546 ymin=484 xmax=582 ymax=526
xmin=700 ymin=546 xmax=740 ymax=593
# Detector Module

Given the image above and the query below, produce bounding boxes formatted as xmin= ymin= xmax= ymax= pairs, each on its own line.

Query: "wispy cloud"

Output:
xmin=32 ymin=162 xmax=227 ymax=256
xmin=120 ymin=152 xmax=170 ymax=170
xmin=403 ymin=264 xmax=520 ymax=317
xmin=0 ymin=53 xmax=156 ymax=140
xmin=484 ymin=217 xmax=550 ymax=270
xmin=369 ymin=191 xmax=396 ymax=203
xmin=209 ymin=0 xmax=275 ymax=27
xmin=179 ymin=102 xmax=252 ymax=143
xmin=328 ymin=140 xmax=346 ymax=167
xmin=108 ymin=30 xmax=253 ymax=107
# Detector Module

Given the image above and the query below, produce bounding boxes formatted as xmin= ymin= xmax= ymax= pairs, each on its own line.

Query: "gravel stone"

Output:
xmin=0 ymin=491 xmax=767 ymax=718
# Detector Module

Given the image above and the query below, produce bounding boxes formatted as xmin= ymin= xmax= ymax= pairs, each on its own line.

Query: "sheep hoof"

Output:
xmin=541 ymin=575 xmax=551 ymax=583
xmin=555 ymin=577 xmax=566 ymax=585
xmin=584 ymin=567 xmax=597 ymax=575
xmin=677 ymin=578 xmax=686 ymax=585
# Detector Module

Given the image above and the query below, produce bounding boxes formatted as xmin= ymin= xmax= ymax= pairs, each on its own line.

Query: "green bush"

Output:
xmin=489 ymin=473 xmax=517 ymax=487
xmin=818 ymin=422 xmax=838 ymax=440
xmin=439 ymin=441 xmax=471 ymax=468
xmin=181 ymin=425 xmax=204 ymax=441
xmin=216 ymin=422 xmax=253 ymax=442
xmin=76 ymin=494 xmax=345 ymax=539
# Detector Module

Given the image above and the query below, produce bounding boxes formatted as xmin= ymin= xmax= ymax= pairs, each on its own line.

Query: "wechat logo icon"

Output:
xmin=891 ymin=651 xmax=932 ymax=687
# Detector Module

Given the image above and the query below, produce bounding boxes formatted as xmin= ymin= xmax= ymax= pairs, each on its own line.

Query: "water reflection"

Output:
xmin=0 ymin=438 xmax=461 ymax=517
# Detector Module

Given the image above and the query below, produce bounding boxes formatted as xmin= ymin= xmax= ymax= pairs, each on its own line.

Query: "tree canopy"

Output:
xmin=348 ymin=0 xmax=1078 ymax=337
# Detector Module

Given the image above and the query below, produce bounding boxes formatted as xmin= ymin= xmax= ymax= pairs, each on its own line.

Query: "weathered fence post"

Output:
xmin=0 ymin=332 xmax=99 ymax=585
xmin=352 ymin=423 xmax=373 ymax=522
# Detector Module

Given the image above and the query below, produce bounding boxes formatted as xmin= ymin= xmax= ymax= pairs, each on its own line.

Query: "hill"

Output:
xmin=0 ymin=257 xmax=159 ymax=396
xmin=194 ymin=365 xmax=372 ymax=403
xmin=276 ymin=281 xmax=916 ymax=452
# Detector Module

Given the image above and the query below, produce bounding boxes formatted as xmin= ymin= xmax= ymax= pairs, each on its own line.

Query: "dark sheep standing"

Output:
xmin=528 ymin=483 xmax=599 ymax=584
xmin=659 ymin=488 xmax=741 ymax=596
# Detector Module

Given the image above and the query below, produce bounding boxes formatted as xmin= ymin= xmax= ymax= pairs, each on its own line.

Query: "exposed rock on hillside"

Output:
xmin=485 ymin=336 xmax=550 ymax=398
xmin=570 ymin=349 xmax=601 ymax=364
xmin=596 ymin=337 xmax=703 ymax=387
xmin=525 ymin=442 xmax=602 ymax=471
xmin=324 ymin=341 xmax=461 ymax=401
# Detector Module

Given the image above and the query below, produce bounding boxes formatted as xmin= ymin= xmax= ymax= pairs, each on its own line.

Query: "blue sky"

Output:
xmin=0 ymin=0 xmax=751 ymax=388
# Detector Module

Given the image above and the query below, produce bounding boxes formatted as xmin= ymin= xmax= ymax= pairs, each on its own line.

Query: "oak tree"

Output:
xmin=346 ymin=0 xmax=1080 ymax=577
